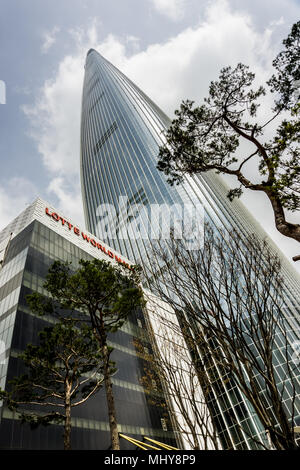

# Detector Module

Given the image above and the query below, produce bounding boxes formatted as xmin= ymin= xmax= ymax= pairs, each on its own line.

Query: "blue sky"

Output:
xmin=0 ymin=0 xmax=300 ymax=269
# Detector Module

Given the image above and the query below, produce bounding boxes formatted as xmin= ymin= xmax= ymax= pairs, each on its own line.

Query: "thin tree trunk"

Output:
xmin=93 ymin=315 xmax=121 ymax=451
xmin=64 ymin=391 xmax=72 ymax=450
xmin=103 ymin=345 xmax=120 ymax=450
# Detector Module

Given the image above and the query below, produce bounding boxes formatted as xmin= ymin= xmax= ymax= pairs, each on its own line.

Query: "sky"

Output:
xmin=0 ymin=0 xmax=299 ymax=271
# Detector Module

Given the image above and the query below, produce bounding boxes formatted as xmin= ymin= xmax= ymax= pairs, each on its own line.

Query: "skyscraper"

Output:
xmin=80 ymin=49 xmax=300 ymax=292
xmin=80 ymin=49 xmax=300 ymax=449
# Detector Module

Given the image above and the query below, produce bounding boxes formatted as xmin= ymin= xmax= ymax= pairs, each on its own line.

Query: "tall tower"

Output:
xmin=80 ymin=49 xmax=300 ymax=449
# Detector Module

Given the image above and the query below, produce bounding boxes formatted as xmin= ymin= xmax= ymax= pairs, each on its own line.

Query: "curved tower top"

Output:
xmin=80 ymin=48 xmax=300 ymax=451
xmin=80 ymin=49 xmax=300 ymax=291
xmin=80 ymin=49 xmax=203 ymax=264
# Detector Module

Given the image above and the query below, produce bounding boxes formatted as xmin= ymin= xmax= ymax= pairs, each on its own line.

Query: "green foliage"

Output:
xmin=27 ymin=259 xmax=145 ymax=340
xmin=268 ymin=21 xmax=300 ymax=110
xmin=157 ymin=22 xmax=300 ymax=245
xmin=157 ymin=63 xmax=266 ymax=186
xmin=0 ymin=258 xmax=144 ymax=449
xmin=0 ymin=316 xmax=105 ymax=427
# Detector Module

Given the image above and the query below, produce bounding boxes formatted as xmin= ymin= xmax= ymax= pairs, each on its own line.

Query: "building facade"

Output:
xmin=0 ymin=198 xmax=177 ymax=449
xmin=80 ymin=49 xmax=300 ymax=449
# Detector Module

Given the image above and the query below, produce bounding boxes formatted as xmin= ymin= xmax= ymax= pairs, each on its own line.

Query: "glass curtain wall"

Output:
xmin=80 ymin=50 xmax=300 ymax=449
xmin=0 ymin=221 xmax=177 ymax=450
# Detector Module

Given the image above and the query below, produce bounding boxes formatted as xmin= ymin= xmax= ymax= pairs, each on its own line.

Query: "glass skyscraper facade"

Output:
xmin=80 ymin=49 xmax=300 ymax=449
xmin=0 ymin=199 xmax=177 ymax=449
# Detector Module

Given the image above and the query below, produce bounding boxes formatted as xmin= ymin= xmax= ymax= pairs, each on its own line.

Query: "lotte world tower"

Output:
xmin=80 ymin=49 xmax=300 ymax=449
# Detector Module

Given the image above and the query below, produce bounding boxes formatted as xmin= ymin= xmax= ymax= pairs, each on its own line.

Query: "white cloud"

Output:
xmin=23 ymin=54 xmax=84 ymax=177
xmin=0 ymin=178 xmax=38 ymax=231
xmin=121 ymin=0 xmax=277 ymax=118
xmin=41 ymin=26 xmax=60 ymax=54
xmin=126 ymin=35 xmax=141 ymax=54
xmin=149 ymin=0 xmax=187 ymax=21
xmin=48 ymin=177 xmax=84 ymax=226
xmin=25 ymin=0 xmax=280 ymax=182
xmin=22 ymin=0 xmax=300 ymax=269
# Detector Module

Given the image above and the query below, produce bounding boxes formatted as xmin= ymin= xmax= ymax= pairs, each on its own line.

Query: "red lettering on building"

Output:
xmin=52 ymin=213 xmax=60 ymax=221
xmin=97 ymin=243 xmax=107 ymax=254
xmin=82 ymin=232 xmax=90 ymax=242
xmin=44 ymin=207 xmax=131 ymax=269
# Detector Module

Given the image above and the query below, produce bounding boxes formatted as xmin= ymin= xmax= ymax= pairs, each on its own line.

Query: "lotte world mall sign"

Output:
xmin=45 ymin=207 xmax=132 ymax=270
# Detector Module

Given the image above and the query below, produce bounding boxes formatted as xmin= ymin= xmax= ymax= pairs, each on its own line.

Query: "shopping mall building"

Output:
xmin=0 ymin=198 xmax=178 ymax=450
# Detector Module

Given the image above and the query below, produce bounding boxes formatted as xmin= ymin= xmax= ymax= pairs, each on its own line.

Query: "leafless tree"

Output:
xmin=138 ymin=296 xmax=221 ymax=449
xmin=143 ymin=226 xmax=300 ymax=450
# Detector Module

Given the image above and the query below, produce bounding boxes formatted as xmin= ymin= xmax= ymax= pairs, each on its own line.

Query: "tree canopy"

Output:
xmin=0 ymin=316 xmax=105 ymax=450
xmin=157 ymin=21 xmax=300 ymax=258
xmin=28 ymin=258 xmax=145 ymax=450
